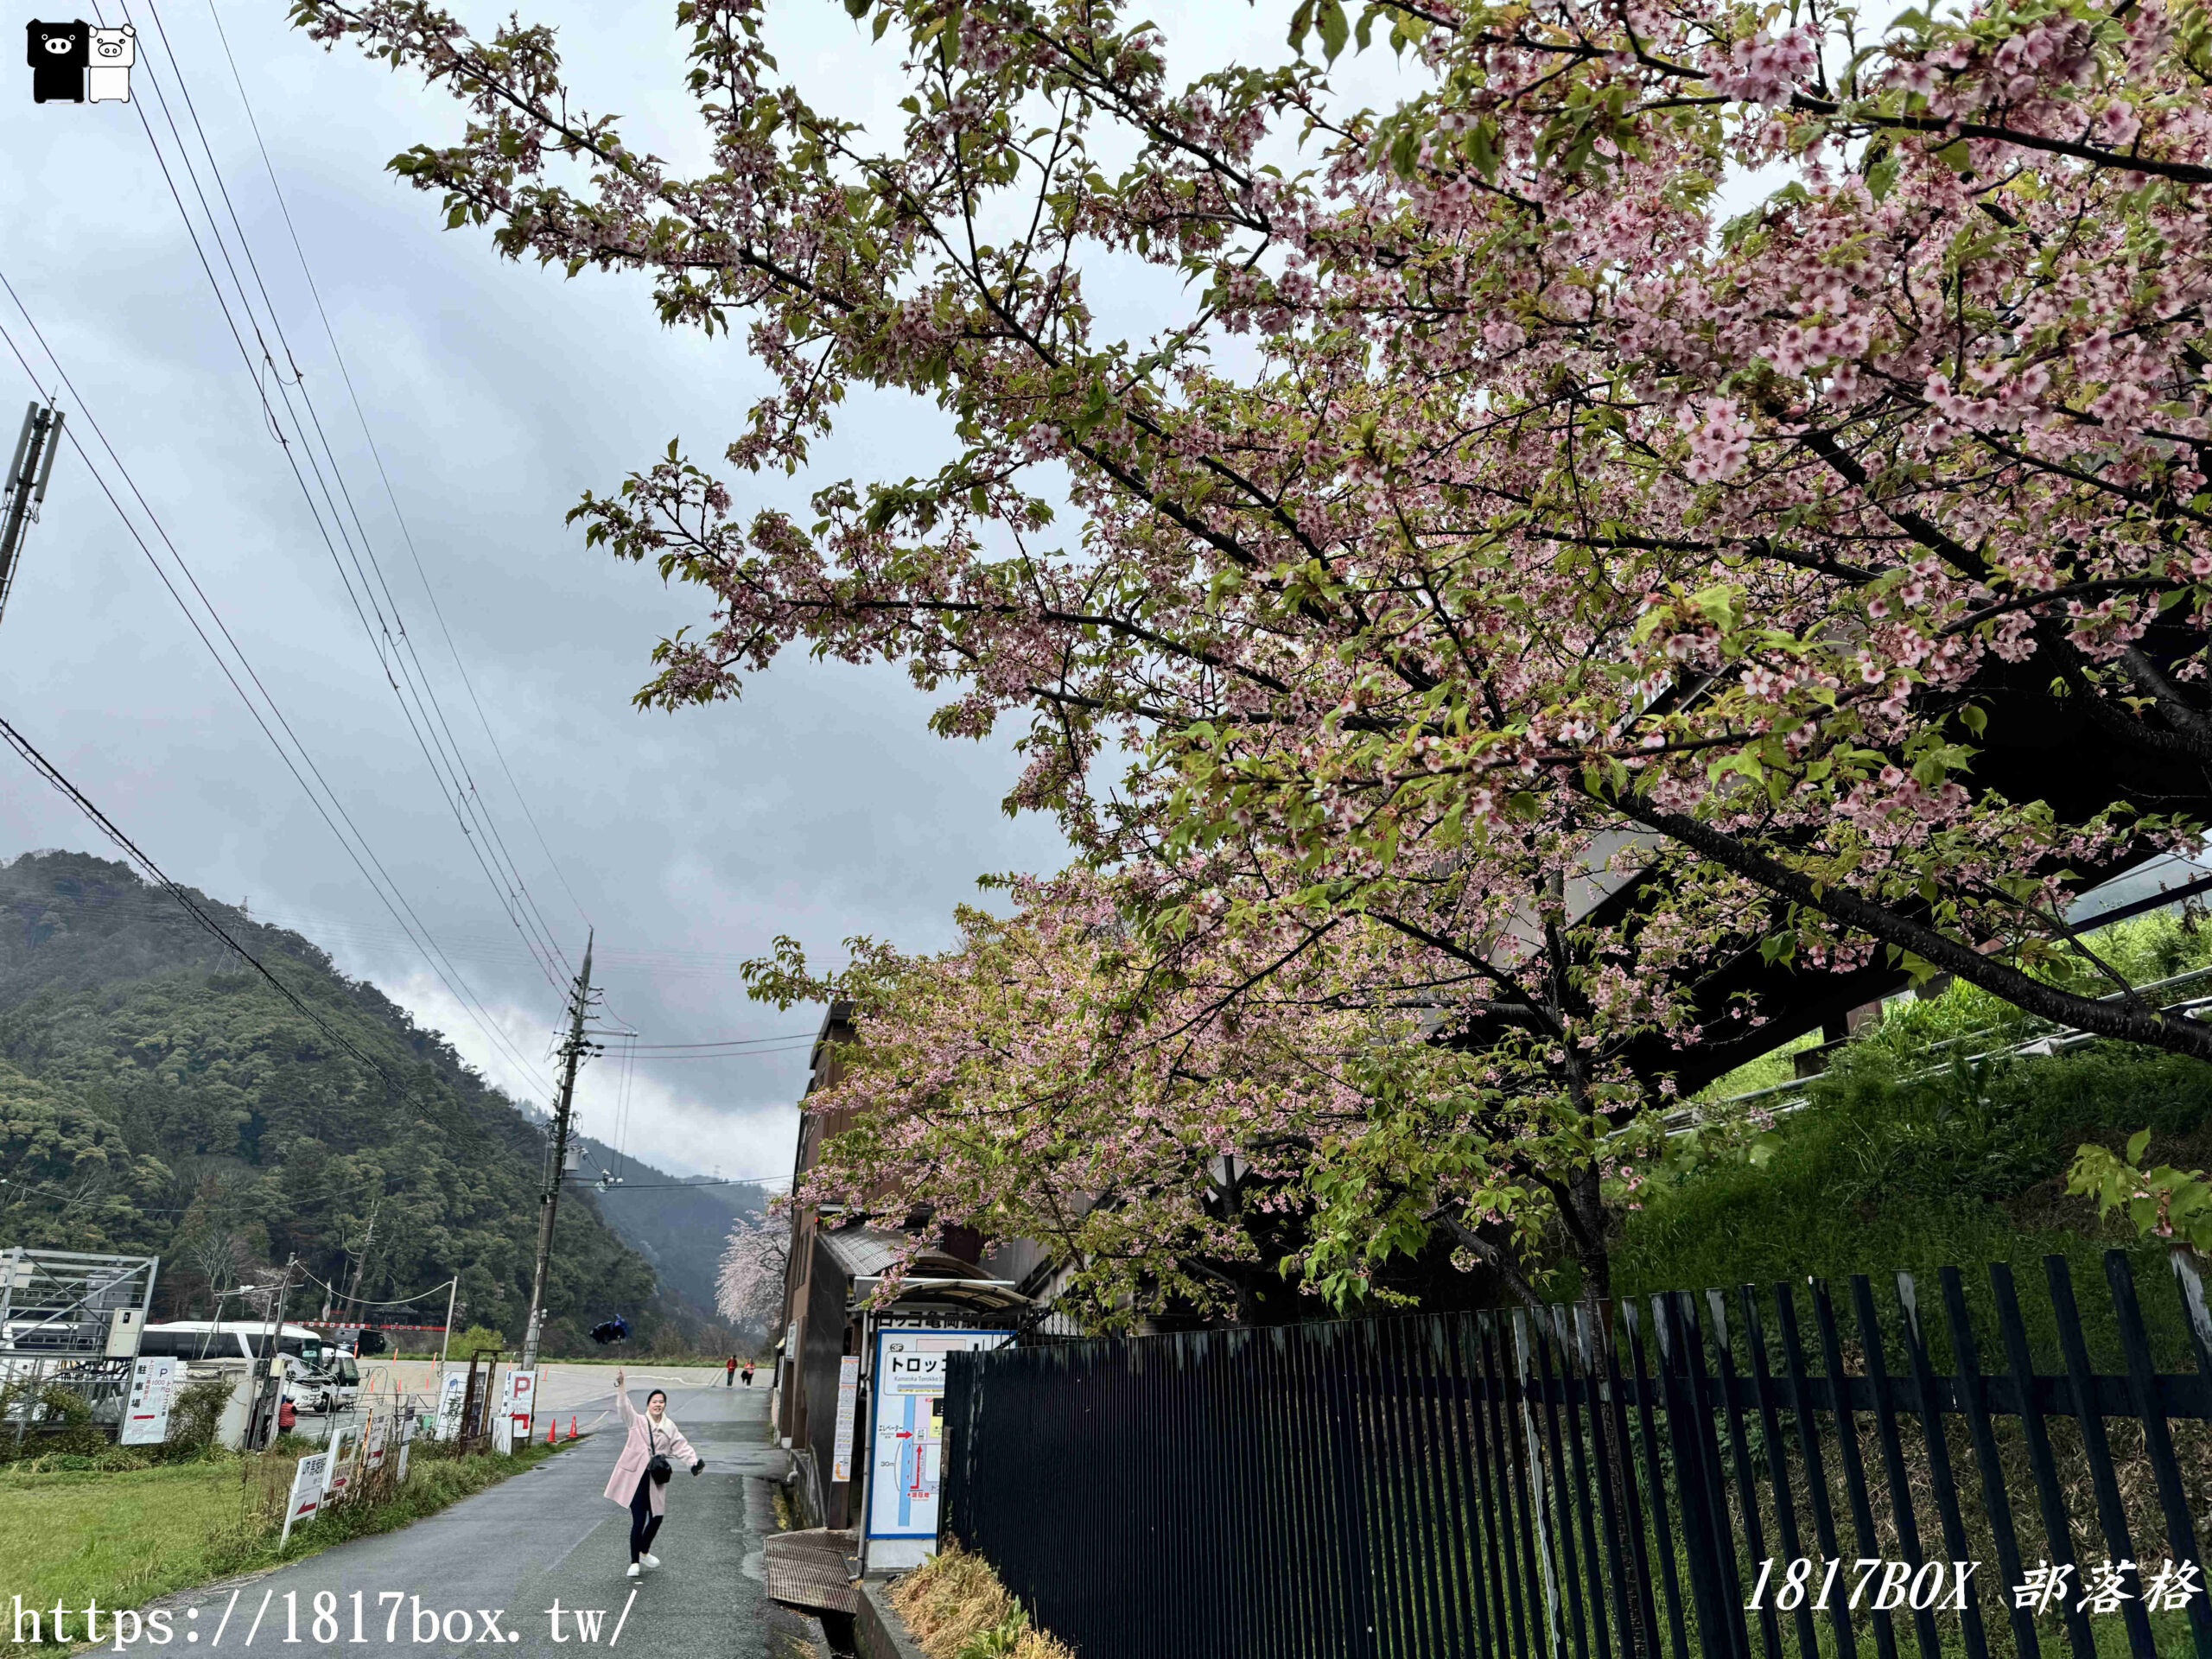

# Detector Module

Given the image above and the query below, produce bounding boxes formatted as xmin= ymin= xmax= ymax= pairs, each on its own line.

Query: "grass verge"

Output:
xmin=887 ymin=1547 xmax=1072 ymax=1659
xmin=0 ymin=1440 xmax=568 ymax=1655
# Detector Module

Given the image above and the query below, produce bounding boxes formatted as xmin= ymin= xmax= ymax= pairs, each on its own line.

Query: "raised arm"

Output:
xmin=613 ymin=1367 xmax=636 ymax=1423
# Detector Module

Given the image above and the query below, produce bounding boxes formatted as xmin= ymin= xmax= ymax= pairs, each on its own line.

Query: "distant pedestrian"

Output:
xmin=607 ymin=1369 xmax=702 ymax=1579
xmin=724 ymin=1355 xmax=735 ymax=1387
xmin=741 ymin=1360 xmax=754 ymax=1387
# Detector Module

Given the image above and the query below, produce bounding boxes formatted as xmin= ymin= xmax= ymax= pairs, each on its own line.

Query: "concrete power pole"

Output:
xmin=255 ymin=1253 xmax=296 ymax=1450
xmin=335 ymin=1194 xmax=380 ymax=1337
xmin=521 ymin=933 xmax=593 ymax=1370
xmin=0 ymin=402 xmax=64 ymax=628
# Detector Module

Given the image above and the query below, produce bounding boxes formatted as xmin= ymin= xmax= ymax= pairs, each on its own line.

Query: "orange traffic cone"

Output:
xmin=568 ymin=1415 xmax=578 ymax=1440
xmin=546 ymin=1418 xmax=556 ymax=1446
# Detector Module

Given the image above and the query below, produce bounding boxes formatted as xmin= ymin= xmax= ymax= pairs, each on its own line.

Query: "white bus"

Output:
xmin=137 ymin=1321 xmax=361 ymax=1412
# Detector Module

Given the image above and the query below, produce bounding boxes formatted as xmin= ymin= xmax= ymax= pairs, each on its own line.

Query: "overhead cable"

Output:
xmin=582 ymin=1029 xmax=817 ymax=1049
xmin=118 ymin=0 xmax=579 ymax=1001
xmin=0 ymin=288 xmax=554 ymax=1096
xmin=199 ymin=0 xmax=598 ymax=946
xmin=0 ymin=712 xmax=404 ymax=1092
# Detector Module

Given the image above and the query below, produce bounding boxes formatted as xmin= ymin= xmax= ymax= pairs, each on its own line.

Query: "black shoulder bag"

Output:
xmin=645 ymin=1420 xmax=673 ymax=1486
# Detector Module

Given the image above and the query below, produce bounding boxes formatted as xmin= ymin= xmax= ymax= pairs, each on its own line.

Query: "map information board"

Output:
xmin=865 ymin=1327 xmax=1009 ymax=1540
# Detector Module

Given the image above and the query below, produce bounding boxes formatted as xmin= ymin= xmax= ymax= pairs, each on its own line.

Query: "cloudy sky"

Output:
xmin=0 ymin=0 xmax=2067 ymax=1200
xmin=0 ymin=0 xmax=1177 ymax=1182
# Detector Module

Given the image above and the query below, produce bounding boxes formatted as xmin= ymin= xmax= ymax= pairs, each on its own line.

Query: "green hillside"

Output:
xmin=0 ymin=850 xmax=741 ymax=1356
xmin=1602 ymin=912 xmax=2212 ymax=1365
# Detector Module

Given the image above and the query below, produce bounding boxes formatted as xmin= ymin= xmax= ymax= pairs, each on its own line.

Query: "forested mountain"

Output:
xmin=0 ymin=850 xmax=745 ymax=1356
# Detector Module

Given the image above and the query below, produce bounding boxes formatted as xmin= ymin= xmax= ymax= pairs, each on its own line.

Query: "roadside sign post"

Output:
xmin=435 ymin=1371 xmax=466 ymax=1442
xmin=280 ymin=1452 xmax=329 ymax=1546
xmin=830 ymin=1356 xmax=859 ymax=1484
xmin=325 ymin=1427 xmax=354 ymax=1505
xmin=118 ymin=1355 xmax=178 ymax=1446
xmin=501 ymin=1369 xmax=537 ymax=1450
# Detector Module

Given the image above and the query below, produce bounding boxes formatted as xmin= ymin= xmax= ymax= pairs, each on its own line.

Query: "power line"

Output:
xmin=587 ymin=1042 xmax=817 ymax=1062
xmin=112 ymin=0 xmax=580 ymax=1005
xmin=158 ymin=0 xmax=579 ymax=995
xmin=130 ymin=0 xmax=575 ymax=990
xmin=0 ymin=285 xmax=555 ymax=1098
xmin=293 ymin=1262 xmax=456 ymax=1310
xmin=0 ymin=717 xmax=560 ymax=1180
xmin=199 ymin=0 xmax=597 ymax=949
xmin=248 ymin=912 xmax=784 ymax=981
xmin=581 ymin=1177 xmax=791 ymax=1192
xmin=7 ymin=14 xmax=762 ymax=1184
xmin=0 ymin=713 xmax=404 ymax=1093
xmin=582 ymin=1029 xmax=817 ymax=1049
xmin=613 ymin=1030 xmax=636 ymax=1185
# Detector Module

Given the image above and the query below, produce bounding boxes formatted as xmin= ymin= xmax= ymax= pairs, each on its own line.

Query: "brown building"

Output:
xmin=771 ymin=1002 xmax=1036 ymax=1558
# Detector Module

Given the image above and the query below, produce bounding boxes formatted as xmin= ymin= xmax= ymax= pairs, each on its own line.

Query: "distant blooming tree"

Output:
xmin=715 ymin=1210 xmax=788 ymax=1328
xmin=297 ymin=0 xmax=2212 ymax=1299
xmin=746 ymin=869 xmax=1389 ymax=1322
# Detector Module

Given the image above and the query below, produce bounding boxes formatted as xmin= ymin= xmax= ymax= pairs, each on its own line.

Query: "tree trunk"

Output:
xmin=1567 ymin=1157 xmax=1653 ymax=1659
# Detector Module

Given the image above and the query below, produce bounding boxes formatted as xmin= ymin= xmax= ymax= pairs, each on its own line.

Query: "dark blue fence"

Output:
xmin=941 ymin=1250 xmax=2212 ymax=1659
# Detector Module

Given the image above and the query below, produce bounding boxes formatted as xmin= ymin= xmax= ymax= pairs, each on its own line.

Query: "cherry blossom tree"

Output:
xmin=715 ymin=1209 xmax=789 ymax=1328
xmin=746 ymin=813 xmax=1794 ymax=1321
xmin=280 ymin=0 xmax=2212 ymax=1342
xmin=747 ymin=868 xmax=1394 ymax=1323
xmin=291 ymin=0 xmax=2212 ymax=1069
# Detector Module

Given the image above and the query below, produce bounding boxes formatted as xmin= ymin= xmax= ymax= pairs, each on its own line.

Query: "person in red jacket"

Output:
xmin=724 ymin=1355 xmax=735 ymax=1388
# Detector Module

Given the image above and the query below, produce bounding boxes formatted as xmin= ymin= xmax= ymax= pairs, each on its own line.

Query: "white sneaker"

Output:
xmin=641 ymin=1554 xmax=660 ymax=1569
xmin=626 ymin=1563 xmax=640 ymax=1580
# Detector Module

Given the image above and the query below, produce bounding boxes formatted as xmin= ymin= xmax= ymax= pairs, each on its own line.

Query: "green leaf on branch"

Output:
xmin=1317 ymin=0 xmax=1350 ymax=61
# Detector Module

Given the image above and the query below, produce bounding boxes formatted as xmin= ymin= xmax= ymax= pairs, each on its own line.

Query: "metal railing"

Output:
xmin=942 ymin=1249 xmax=2212 ymax=1659
xmin=0 ymin=1354 xmax=133 ymax=1445
xmin=1669 ymin=962 xmax=2212 ymax=1135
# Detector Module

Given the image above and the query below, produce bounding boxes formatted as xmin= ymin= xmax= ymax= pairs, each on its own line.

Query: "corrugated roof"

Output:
xmin=817 ymin=1228 xmax=979 ymax=1281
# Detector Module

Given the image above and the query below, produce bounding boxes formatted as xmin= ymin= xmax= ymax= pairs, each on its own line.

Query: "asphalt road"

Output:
xmin=149 ymin=1382 xmax=821 ymax=1658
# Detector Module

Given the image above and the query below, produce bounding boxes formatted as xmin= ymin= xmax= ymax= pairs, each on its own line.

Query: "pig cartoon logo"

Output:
xmin=86 ymin=24 xmax=132 ymax=104
xmin=26 ymin=20 xmax=89 ymax=105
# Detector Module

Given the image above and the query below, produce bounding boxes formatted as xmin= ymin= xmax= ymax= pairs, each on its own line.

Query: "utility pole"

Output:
xmin=521 ymin=932 xmax=593 ymax=1370
xmin=339 ymin=1193 xmax=381 ymax=1326
xmin=255 ymin=1253 xmax=296 ymax=1451
xmin=0 ymin=402 xmax=64 ymax=628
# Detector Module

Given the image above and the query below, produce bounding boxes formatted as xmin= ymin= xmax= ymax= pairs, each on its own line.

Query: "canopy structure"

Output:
xmin=814 ymin=1228 xmax=1030 ymax=1316
xmin=0 ymin=1247 xmax=158 ymax=1359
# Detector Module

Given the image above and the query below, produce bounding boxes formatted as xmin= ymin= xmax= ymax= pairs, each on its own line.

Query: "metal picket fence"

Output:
xmin=940 ymin=1249 xmax=2212 ymax=1659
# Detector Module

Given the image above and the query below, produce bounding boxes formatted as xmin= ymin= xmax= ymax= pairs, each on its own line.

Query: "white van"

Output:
xmin=137 ymin=1322 xmax=361 ymax=1412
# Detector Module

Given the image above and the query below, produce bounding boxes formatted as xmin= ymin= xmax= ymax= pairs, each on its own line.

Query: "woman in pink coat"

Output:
xmin=604 ymin=1369 xmax=702 ymax=1578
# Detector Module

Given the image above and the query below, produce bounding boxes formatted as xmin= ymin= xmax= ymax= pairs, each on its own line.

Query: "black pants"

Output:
xmin=628 ymin=1477 xmax=663 ymax=1562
